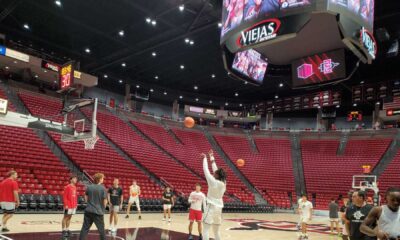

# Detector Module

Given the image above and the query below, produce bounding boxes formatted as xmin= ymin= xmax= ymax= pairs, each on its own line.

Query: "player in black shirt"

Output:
xmin=107 ymin=178 xmax=123 ymax=233
xmin=344 ymin=190 xmax=376 ymax=240
xmin=162 ymin=187 xmax=174 ymax=222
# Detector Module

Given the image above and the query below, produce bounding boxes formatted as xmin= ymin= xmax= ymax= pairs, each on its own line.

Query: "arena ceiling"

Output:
xmin=0 ymin=0 xmax=399 ymax=112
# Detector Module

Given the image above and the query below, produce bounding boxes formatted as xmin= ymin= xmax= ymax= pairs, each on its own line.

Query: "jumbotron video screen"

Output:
xmin=221 ymin=0 xmax=312 ymax=37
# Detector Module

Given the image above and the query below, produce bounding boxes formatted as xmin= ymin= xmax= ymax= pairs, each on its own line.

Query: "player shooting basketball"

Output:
xmin=201 ymin=150 xmax=227 ymax=240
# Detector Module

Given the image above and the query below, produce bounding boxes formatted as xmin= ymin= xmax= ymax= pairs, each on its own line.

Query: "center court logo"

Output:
xmin=226 ymin=219 xmax=331 ymax=235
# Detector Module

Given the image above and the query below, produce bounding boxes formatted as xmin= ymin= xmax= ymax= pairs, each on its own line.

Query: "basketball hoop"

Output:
xmin=83 ymin=135 xmax=99 ymax=150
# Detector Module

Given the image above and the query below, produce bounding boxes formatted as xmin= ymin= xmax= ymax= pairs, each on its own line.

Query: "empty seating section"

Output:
xmin=377 ymin=150 xmax=400 ymax=194
xmin=83 ymin=110 xmax=202 ymax=196
xmin=301 ymin=138 xmax=391 ymax=209
xmin=0 ymin=125 xmax=72 ymax=195
xmin=215 ymin=135 xmax=294 ymax=208
xmin=132 ymin=120 xmax=254 ymax=203
xmin=51 ymin=134 xmax=161 ymax=199
xmin=18 ymin=91 xmax=64 ymax=122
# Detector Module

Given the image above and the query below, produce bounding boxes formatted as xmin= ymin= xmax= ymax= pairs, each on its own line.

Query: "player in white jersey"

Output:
xmin=361 ymin=187 xmax=400 ymax=240
xmin=298 ymin=194 xmax=313 ymax=239
xmin=188 ymin=183 xmax=206 ymax=240
xmin=201 ymin=150 xmax=226 ymax=240
xmin=125 ymin=180 xmax=142 ymax=220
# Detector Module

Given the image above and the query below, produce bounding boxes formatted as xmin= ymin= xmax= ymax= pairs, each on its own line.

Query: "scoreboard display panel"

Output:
xmin=59 ymin=63 xmax=74 ymax=91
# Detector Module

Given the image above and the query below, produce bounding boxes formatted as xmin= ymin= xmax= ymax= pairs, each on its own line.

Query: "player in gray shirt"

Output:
xmin=79 ymin=173 xmax=108 ymax=240
xmin=329 ymin=198 xmax=340 ymax=235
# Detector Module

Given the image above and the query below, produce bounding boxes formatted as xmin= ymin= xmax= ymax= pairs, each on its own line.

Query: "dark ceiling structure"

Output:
xmin=0 ymin=0 xmax=399 ymax=112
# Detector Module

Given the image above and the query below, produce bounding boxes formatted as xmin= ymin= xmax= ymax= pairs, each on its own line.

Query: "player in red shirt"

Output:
xmin=0 ymin=170 xmax=19 ymax=232
xmin=62 ymin=176 xmax=78 ymax=238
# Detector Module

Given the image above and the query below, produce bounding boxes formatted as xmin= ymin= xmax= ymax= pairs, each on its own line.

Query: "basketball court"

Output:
xmin=0 ymin=213 xmax=338 ymax=240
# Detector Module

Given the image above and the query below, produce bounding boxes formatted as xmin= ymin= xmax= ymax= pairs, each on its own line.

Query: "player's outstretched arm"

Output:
xmin=202 ymin=153 xmax=218 ymax=188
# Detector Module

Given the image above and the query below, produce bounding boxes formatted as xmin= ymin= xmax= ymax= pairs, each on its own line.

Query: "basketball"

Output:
xmin=237 ymin=159 xmax=245 ymax=167
xmin=184 ymin=117 xmax=195 ymax=128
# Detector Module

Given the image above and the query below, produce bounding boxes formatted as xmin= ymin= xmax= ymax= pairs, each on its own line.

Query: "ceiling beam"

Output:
xmin=186 ymin=0 xmax=209 ymax=33
xmin=0 ymin=0 xmax=22 ymax=23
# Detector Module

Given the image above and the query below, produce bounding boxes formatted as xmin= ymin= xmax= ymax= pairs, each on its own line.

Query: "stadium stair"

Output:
xmin=201 ymin=127 xmax=267 ymax=205
xmin=372 ymin=129 xmax=400 ymax=177
xmin=337 ymin=131 xmax=350 ymax=155
xmin=245 ymin=130 xmax=259 ymax=153
xmin=289 ymin=132 xmax=306 ymax=197
xmin=159 ymin=119 xmax=183 ymax=144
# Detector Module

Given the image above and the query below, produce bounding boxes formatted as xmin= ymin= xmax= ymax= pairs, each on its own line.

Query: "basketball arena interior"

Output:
xmin=0 ymin=0 xmax=399 ymax=240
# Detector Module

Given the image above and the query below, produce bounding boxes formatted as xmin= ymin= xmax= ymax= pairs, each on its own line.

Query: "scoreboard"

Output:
xmin=59 ymin=62 xmax=74 ymax=91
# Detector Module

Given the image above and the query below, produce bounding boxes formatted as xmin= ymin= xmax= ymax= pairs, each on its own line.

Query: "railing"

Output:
xmin=83 ymin=170 xmax=94 ymax=183
xmin=160 ymin=177 xmax=185 ymax=197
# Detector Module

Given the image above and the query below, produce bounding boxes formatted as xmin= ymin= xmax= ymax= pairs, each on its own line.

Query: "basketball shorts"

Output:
xmin=189 ymin=209 xmax=203 ymax=222
xmin=300 ymin=216 xmax=311 ymax=224
xmin=203 ymin=204 xmax=222 ymax=225
xmin=110 ymin=205 xmax=120 ymax=213
xmin=330 ymin=218 xmax=339 ymax=222
xmin=64 ymin=208 xmax=77 ymax=215
xmin=1 ymin=202 xmax=16 ymax=214
xmin=128 ymin=197 xmax=141 ymax=211
xmin=163 ymin=204 xmax=172 ymax=210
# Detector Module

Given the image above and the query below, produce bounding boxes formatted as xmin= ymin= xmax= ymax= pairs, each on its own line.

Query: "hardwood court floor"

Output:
xmin=0 ymin=213 xmax=342 ymax=240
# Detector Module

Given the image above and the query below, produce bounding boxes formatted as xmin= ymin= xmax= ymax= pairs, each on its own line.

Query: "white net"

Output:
xmin=83 ymin=135 xmax=99 ymax=150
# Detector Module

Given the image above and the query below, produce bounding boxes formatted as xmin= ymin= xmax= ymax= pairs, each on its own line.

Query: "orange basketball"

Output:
xmin=184 ymin=117 xmax=195 ymax=128
xmin=237 ymin=159 xmax=245 ymax=167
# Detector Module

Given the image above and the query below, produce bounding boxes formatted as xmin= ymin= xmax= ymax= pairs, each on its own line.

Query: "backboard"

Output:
xmin=60 ymin=98 xmax=98 ymax=149
xmin=352 ymin=175 xmax=378 ymax=192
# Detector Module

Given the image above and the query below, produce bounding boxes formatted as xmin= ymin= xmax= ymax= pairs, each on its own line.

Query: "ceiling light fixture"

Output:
xmin=118 ymin=30 xmax=124 ymax=36
xmin=180 ymin=65 xmax=185 ymax=69
xmin=164 ymin=91 xmax=167 ymax=95
xmin=154 ymin=76 xmax=159 ymax=79
xmin=23 ymin=24 xmax=30 ymax=30
xmin=85 ymin=48 xmax=91 ymax=53
xmin=235 ymin=93 xmax=239 ymax=97
xmin=179 ymin=95 xmax=183 ymax=99
xmin=150 ymin=88 xmax=154 ymax=92
xmin=179 ymin=4 xmax=184 ymax=11
xmin=104 ymin=74 xmax=108 ymax=78
xmin=152 ymin=52 xmax=157 ymax=57
xmin=218 ymin=22 xmax=222 ymax=28
xmin=211 ymin=74 xmax=216 ymax=78
xmin=194 ymin=86 xmax=198 ymax=90
xmin=119 ymin=80 xmax=123 ymax=83
xmin=225 ymin=102 xmax=229 ymax=106
xmin=146 ymin=18 xmax=151 ymax=23
xmin=151 ymin=20 xmax=157 ymax=26
xmin=121 ymin=62 xmax=126 ymax=67
xmin=55 ymin=0 xmax=62 ymax=7
xmin=279 ymin=83 xmax=284 ymax=87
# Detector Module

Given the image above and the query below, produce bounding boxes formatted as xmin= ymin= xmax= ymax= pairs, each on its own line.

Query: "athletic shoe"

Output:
xmin=188 ymin=235 xmax=193 ymax=240
xmin=168 ymin=218 xmax=171 ymax=223
xmin=67 ymin=230 xmax=72 ymax=237
xmin=198 ymin=235 xmax=203 ymax=240
xmin=139 ymin=215 xmax=142 ymax=220
xmin=111 ymin=228 xmax=117 ymax=233
xmin=2 ymin=228 xmax=10 ymax=232
xmin=125 ymin=215 xmax=129 ymax=219
xmin=162 ymin=218 xmax=166 ymax=221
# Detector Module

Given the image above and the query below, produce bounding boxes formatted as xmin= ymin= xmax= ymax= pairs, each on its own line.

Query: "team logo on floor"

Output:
xmin=226 ymin=219 xmax=331 ymax=235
